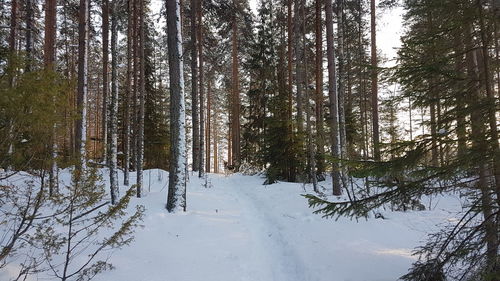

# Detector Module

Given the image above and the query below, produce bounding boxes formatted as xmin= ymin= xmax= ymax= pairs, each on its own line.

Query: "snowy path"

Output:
xmin=86 ymin=170 xmax=463 ymax=281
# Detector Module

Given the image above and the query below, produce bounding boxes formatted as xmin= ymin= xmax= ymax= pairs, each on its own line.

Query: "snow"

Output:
xmin=1 ymin=169 xmax=464 ymax=281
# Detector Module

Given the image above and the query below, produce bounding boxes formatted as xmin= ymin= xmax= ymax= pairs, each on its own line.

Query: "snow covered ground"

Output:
xmin=1 ymin=169 xmax=465 ymax=281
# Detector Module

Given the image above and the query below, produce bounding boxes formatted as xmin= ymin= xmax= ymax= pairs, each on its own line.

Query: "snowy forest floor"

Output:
xmin=2 ymin=169 xmax=465 ymax=281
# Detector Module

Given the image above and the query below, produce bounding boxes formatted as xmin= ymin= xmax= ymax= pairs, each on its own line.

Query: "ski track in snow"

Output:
xmin=224 ymin=176 xmax=311 ymax=281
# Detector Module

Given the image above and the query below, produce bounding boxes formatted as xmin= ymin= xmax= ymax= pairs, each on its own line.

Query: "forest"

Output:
xmin=0 ymin=0 xmax=499 ymax=280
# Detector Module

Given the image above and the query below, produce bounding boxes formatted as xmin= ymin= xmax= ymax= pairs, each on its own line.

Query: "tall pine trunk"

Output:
xmin=293 ymin=0 xmax=304 ymax=133
xmin=370 ymin=0 xmax=380 ymax=160
xmin=76 ymin=0 xmax=89 ymax=169
xmin=315 ymin=0 xmax=325 ymax=176
xmin=25 ymin=0 xmax=33 ymax=72
xmin=231 ymin=1 xmax=241 ymax=169
xmin=191 ymin=0 xmax=200 ymax=172
xmin=198 ymin=0 xmax=204 ymax=177
xmin=325 ymin=0 xmax=341 ymax=195
xmin=109 ymin=1 xmax=119 ymax=204
xmin=206 ymin=75 xmax=211 ymax=173
xmin=102 ymin=0 xmax=109 ymax=165
xmin=123 ymin=0 xmax=133 ymax=186
xmin=136 ymin=0 xmax=145 ymax=197
xmin=166 ymin=0 xmax=187 ymax=212
xmin=45 ymin=0 xmax=58 ymax=194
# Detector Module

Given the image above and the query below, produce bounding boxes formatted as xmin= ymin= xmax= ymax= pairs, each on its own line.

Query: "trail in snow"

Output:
xmin=224 ymin=176 xmax=310 ymax=281
xmin=1 ymin=169 xmax=463 ymax=281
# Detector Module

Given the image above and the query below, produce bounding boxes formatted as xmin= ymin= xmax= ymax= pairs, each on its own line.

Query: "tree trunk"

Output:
xmin=109 ymin=1 xmax=119 ymax=204
xmin=315 ymin=0 xmax=325 ymax=176
xmin=45 ymin=0 xmax=58 ymax=194
xmin=136 ymin=0 xmax=145 ymax=197
xmin=131 ymin=0 xmax=139 ymax=170
xmin=337 ymin=0 xmax=347 ymax=161
xmin=198 ymin=0 xmax=204 ymax=177
xmin=166 ymin=0 xmax=187 ymax=212
xmin=231 ymin=1 xmax=241 ymax=169
xmin=325 ymin=0 xmax=342 ymax=195
xmin=102 ymin=0 xmax=109 ymax=165
xmin=25 ymin=0 xmax=33 ymax=72
xmin=293 ymin=0 xmax=304 ymax=133
xmin=76 ymin=0 xmax=89 ymax=168
xmin=477 ymin=0 xmax=500 ymax=209
xmin=370 ymin=0 xmax=380 ymax=161
xmin=206 ymin=75 xmax=211 ymax=173
xmin=191 ymin=0 xmax=200 ymax=172
xmin=123 ymin=0 xmax=133 ymax=186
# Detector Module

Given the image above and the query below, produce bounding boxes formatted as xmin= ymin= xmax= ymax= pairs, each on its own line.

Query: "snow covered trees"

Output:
xmin=166 ymin=0 xmax=187 ymax=212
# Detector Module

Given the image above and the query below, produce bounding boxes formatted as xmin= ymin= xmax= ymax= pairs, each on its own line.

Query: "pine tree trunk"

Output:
xmin=76 ymin=0 xmax=89 ymax=169
xmin=45 ymin=0 xmax=58 ymax=194
xmin=191 ymin=0 xmax=200 ymax=172
xmin=231 ymin=2 xmax=241 ymax=169
xmin=9 ymin=0 xmax=17 ymax=55
xmin=102 ymin=0 xmax=109 ymax=165
xmin=466 ymin=32 xmax=499 ymax=274
xmin=109 ymin=2 xmax=119 ymax=204
xmin=293 ymin=0 xmax=304 ymax=133
xmin=477 ymin=0 xmax=500 ymax=209
xmin=303 ymin=1 xmax=317 ymax=190
xmin=136 ymin=0 xmax=145 ymax=197
xmin=198 ymin=0 xmax=204 ymax=177
xmin=370 ymin=0 xmax=380 ymax=161
xmin=25 ymin=0 xmax=33 ymax=72
xmin=166 ymin=0 xmax=187 ymax=212
xmin=315 ymin=0 xmax=325 ymax=176
xmin=123 ymin=0 xmax=133 ymax=186
xmin=337 ymin=0 xmax=347 ymax=162
xmin=8 ymin=0 xmax=17 ymax=89
xmin=131 ymin=0 xmax=139 ymax=170
xmin=325 ymin=0 xmax=342 ymax=195
xmin=336 ymin=0 xmax=348 ymax=189
xmin=206 ymin=76 xmax=211 ymax=173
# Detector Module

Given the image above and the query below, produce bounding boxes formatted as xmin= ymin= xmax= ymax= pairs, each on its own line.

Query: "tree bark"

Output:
xmin=109 ymin=1 xmax=119 ymax=204
xmin=136 ymin=0 xmax=145 ymax=197
xmin=166 ymin=0 xmax=187 ymax=212
xmin=206 ymin=75 xmax=211 ymax=173
xmin=76 ymin=0 xmax=89 ymax=168
xmin=102 ymin=0 xmax=110 ymax=165
xmin=198 ymin=0 xmax=204 ymax=177
xmin=123 ymin=0 xmax=133 ymax=186
xmin=45 ymin=0 xmax=58 ymax=194
xmin=370 ymin=0 xmax=380 ymax=161
xmin=25 ymin=0 xmax=33 ymax=72
xmin=293 ymin=0 xmax=304 ymax=133
xmin=315 ymin=0 xmax=325 ymax=176
xmin=325 ymin=0 xmax=341 ymax=195
xmin=231 ymin=0 xmax=241 ymax=169
xmin=191 ymin=0 xmax=200 ymax=172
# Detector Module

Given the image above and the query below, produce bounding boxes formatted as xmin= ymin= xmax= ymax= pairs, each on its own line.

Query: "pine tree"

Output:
xmin=166 ymin=0 xmax=187 ymax=212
